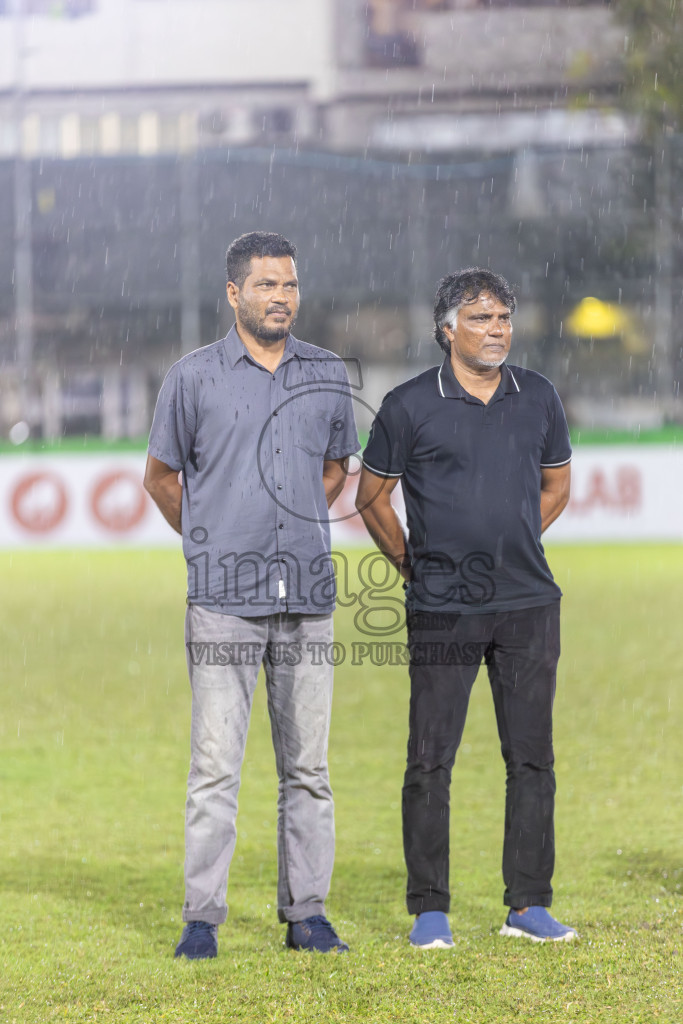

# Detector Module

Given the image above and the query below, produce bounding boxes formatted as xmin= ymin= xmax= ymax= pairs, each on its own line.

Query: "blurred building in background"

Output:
xmin=0 ymin=0 xmax=680 ymax=438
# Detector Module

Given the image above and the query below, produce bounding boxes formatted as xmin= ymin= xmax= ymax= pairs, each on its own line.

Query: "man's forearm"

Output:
xmin=323 ymin=458 xmax=349 ymax=509
xmin=145 ymin=476 xmax=182 ymax=534
xmin=358 ymin=504 xmax=411 ymax=580
xmin=540 ymin=463 xmax=571 ymax=533
xmin=540 ymin=489 xmax=569 ymax=533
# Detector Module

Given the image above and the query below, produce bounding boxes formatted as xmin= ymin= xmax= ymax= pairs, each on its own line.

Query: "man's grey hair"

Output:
xmin=433 ymin=267 xmax=516 ymax=353
xmin=440 ymin=306 xmax=461 ymax=335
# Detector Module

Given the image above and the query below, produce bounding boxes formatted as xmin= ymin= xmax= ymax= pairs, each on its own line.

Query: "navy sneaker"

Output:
xmin=285 ymin=915 xmax=349 ymax=953
xmin=409 ymin=911 xmax=454 ymax=949
xmin=500 ymin=906 xmax=577 ymax=943
xmin=174 ymin=920 xmax=218 ymax=959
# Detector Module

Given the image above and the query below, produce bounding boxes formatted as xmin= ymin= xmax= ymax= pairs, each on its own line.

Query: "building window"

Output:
xmin=198 ymin=110 xmax=230 ymax=138
xmin=7 ymin=1 xmax=98 ymax=16
xmin=159 ymin=114 xmax=181 ymax=152
xmin=120 ymin=116 xmax=140 ymax=153
xmin=39 ymin=115 xmax=61 ymax=156
xmin=254 ymin=108 xmax=294 ymax=137
xmin=80 ymin=115 xmax=100 ymax=154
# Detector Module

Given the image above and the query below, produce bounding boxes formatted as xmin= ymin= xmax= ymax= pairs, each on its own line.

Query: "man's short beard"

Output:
xmin=237 ymin=299 xmax=296 ymax=343
xmin=255 ymin=321 xmax=291 ymax=343
xmin=470 ymin=355 xmax=506 ymax=370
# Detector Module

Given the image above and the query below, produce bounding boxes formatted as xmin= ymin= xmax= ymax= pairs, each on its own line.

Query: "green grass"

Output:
xmin=0 ymin=546 xmax=680 ymax=1023
xmin=1 ymin=422 xmax=683 ymax=455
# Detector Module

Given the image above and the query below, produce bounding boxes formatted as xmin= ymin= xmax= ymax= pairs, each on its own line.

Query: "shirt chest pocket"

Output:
xmin=293 ymin=412 xmax=331 ymax=457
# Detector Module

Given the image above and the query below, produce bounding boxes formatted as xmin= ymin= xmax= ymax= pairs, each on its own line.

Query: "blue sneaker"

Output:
xmin=285 ymin=915 xmax=349 ymax=953
xmin=500 ymin=906 xmax=577 ymax=943
xmin=409 ymin=911 xmax=454 ymax=949
xmin=174 ymin=920 xmax=218 ymax=959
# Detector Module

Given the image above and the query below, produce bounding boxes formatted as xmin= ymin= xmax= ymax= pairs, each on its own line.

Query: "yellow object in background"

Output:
xmin=566 ymin=297 xmax=646 ymax=355
xmin=567 ymin=297 xmax=628 ymax=338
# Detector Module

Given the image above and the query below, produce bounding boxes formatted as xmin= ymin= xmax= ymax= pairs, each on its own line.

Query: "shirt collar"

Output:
xmin=437 ymin=357 xmax=520 ymax=400
xmin=223 ymin=324 xmax=302 ymax=370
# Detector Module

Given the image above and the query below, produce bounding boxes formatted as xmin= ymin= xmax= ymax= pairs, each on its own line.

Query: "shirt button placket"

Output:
xmin=271 ymin=373 xmax=287 ymax=606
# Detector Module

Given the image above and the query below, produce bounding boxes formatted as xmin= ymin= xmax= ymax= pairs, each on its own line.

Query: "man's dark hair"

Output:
xmin=433 ymin=267 xmax=516 ymax=353
xmin=225 ymin=232 xmax=297 ymax=288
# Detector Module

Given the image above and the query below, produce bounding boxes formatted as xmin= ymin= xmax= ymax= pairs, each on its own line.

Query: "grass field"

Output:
xmin=0 ymin=545 xmax=680 ymax=1023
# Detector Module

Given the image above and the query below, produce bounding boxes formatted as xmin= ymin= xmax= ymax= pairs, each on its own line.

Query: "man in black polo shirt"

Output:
xmin=356 ymin=267 xmax=575 ymax=946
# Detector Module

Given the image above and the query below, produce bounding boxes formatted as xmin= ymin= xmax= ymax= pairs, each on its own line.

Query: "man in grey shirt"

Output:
xmin=145 ymin=231 xmax=359 ymax=958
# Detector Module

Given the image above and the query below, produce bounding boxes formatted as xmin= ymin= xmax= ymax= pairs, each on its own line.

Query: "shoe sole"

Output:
xmin=174 ymin=950 xmax=218 ymax=959
xmin=287 ymin=946 xmax=349 ymax=952
xmin=499 ymin=923 xmax=577 ymax=943
xmin=410 ymin=937 xmax=454 ymax=949
xmin=286 ymin=940 xmax=349 ymax=953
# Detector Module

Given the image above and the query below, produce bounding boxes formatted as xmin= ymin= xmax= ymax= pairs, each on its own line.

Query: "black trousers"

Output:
xmin=403 ymin=602 xmax=560 ymax=914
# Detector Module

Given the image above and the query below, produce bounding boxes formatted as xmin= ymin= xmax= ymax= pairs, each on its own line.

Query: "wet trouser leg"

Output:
xmin=402 ymin=603 xmax=560 ymax=914
xmin=182 ymin=605 xmax=335 ymax=925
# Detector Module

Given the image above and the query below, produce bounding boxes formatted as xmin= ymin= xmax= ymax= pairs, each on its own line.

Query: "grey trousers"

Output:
xmin=182 ymin=604 xmax=336 ymax=925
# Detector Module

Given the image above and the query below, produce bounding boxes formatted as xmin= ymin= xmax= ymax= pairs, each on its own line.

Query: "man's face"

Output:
xmin=227 ymin=255 xmax=300 ymax=343
xmin=443 ymin=291 xmax=512 ymax=371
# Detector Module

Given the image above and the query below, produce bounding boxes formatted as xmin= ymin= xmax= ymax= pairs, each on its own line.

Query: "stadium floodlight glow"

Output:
xmin=566 ymin=297 xmax=629 ymax=339
xmin=566 ymin=297 xmax=646 ymax=355
xmin=9 ymin=420 xmax=30 ymax=445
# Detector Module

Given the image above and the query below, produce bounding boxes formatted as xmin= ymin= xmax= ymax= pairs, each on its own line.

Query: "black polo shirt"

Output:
xmin=362 ymin=358 xmax=572 ymax=614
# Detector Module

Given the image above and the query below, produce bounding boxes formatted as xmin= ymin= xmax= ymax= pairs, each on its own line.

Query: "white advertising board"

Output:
xmin=0 ymin=447 xmax=680 ymax=548
xmin=545 ymin=446 xmax=683 ymax=542
xmin=0 ymin=455 xmax=176 ymax=547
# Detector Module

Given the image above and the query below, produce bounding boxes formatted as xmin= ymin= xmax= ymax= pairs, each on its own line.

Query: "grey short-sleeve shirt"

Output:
xmin=148 ymin=326 xmax=360 ymax=615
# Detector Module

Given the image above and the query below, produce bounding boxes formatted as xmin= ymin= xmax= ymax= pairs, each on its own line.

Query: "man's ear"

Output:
xmin=226 ymin=280 xmax=239 ymax=311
